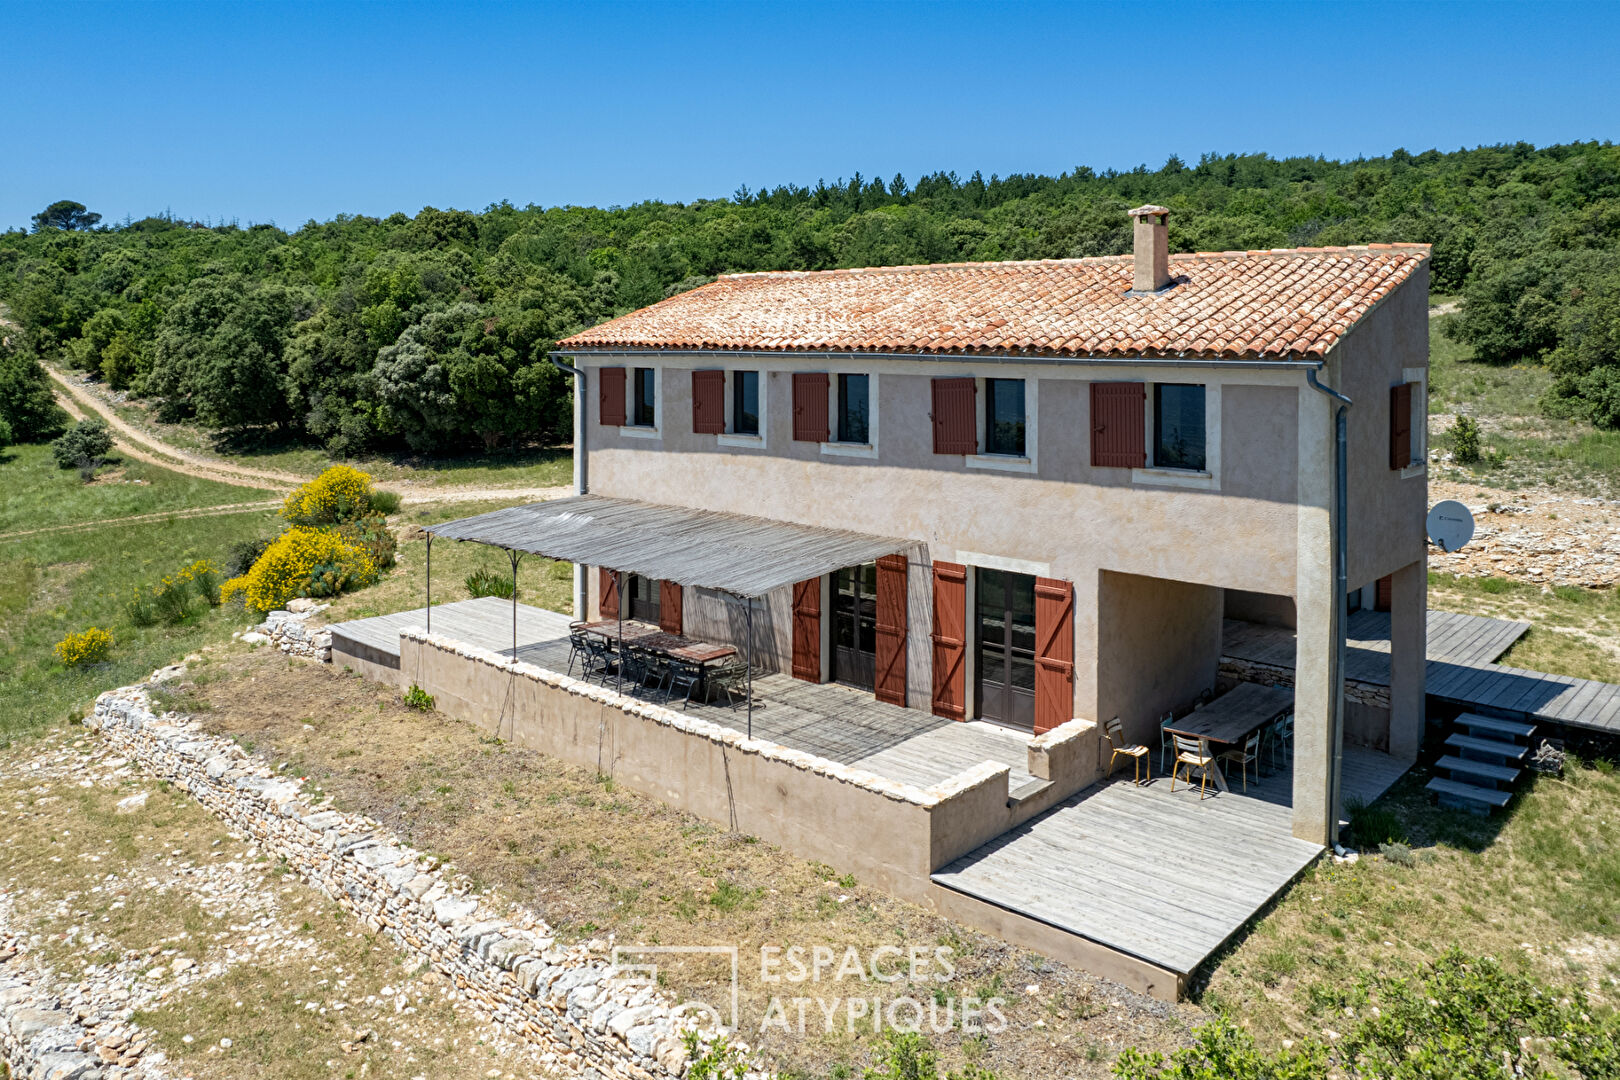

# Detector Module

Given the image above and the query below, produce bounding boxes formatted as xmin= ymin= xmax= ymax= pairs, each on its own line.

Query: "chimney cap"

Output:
xmin=1127 ymin=205 xmax=1170 ymax=220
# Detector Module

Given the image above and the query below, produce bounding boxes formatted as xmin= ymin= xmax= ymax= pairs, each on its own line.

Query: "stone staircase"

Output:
xmin=1425 ymin=712 xmax=1536 ymax=815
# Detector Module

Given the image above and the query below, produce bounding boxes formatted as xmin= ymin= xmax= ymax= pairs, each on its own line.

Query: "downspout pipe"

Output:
xmin=549 ymin=355 xmax=590 ymax=619
xmin=1306 ymin=365 xmax=1352 ymax=845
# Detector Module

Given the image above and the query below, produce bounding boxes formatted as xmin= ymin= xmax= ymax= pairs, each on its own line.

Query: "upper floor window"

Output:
xmin=985 ymin=378 xmax=1026 ymax=457
xmin=837 ymin=374 xmax=869 ymax=444
xmin=633 ymin=367 xmax=656 ymax=427
xmin=1153 ymin=383 xmax=1205 ymax=471
xmin=733 ymin=370 xmax=760 ymax=436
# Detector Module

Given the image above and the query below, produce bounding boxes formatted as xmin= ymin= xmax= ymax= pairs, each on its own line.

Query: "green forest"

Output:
xmin=2 ymin=141 xmax=1618 ymax=457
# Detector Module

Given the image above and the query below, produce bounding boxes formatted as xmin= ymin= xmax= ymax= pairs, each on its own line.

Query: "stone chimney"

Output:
xmin=1128 ymin=205 xmax=1171 ymax=293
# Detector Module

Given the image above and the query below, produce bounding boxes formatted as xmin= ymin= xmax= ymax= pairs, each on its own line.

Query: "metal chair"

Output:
xmin=1170 ymin=733 xmax=1215 ymax=800
xmin=565 ymin=630 xmax=591 ymax=678
xmin=1220 ymin=730 xmax=1263 ymax=792
xmin=707 ymin=660 xmax=751 ymax=710
xmin=1265 ymin=713 xmax=1294 ymax=772
xmin=1157 ymin=711 xmax=1176 ymax=773
xmin=665 ymin=659 xmax=706 ymax=711
xmin=1104 ymin=717 xmax=1150 ymax=785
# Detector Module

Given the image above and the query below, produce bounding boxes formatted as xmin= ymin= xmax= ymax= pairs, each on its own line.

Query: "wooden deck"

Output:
xmin=932 ymin=746 xmax=1406 ymax=977
xmin=1223 ymin=610 xmax=1620 ymax=735
xmin=328 ymin=599 xmax=1033 ymax=790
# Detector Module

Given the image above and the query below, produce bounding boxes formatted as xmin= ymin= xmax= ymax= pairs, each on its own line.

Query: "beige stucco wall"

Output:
xmin=1095 ymin=571 xmax=1224 ymax=749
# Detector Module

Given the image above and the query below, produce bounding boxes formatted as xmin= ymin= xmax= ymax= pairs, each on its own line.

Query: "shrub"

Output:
xmin=140 ymin=558 xmax=224 ymax=625
xmin=238 ymin=526 xmax=376 ymax=612
xmin=220 ymin=575 xmax=249 ymax=608
xmin=1451 ymin=413 xmax=1482 ymax=464
xmin=281 ymin=465 xmax=375 ymax=526
xmin=50 ymin=418 xmax=114 ymax=472
xmin=55 ymin=627 xmax=114 ymax=667
xmin=369 ymin=489 xmax=402 ymax=515
xmin=337 ymin=511 xmax=398 ymax=571
xmin=403 ymin=684 xmax=435 ymax=711
xmin=465 ymin=567 xmax=515 ymax=599
xmin=225 ymin=537 xmax=273 ymax=578
xmin=152 ymin=573 xmax=197 ymax=624
xmin=125 ymin=585 xmax=158 ymax=626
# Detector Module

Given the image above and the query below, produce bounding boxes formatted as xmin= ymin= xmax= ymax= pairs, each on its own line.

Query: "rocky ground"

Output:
xmin=1427 ymin=476 xmax=1620 ymax=588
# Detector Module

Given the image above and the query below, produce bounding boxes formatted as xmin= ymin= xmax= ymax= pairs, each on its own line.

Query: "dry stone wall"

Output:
xmin=1218 ymin=657 xmax=1392 ymax=710
xmin=87 ymin=680 xmax=744 ymax=1080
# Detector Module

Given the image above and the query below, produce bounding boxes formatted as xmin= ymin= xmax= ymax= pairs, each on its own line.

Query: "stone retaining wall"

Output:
xmin=87 ymin=684 xmax=728 ymax=1080
xmin=1219 ymin=657 xmax=1392 ymax=710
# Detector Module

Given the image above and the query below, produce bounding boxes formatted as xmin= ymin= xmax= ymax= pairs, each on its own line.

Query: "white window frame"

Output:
xmin=1400 ymin=366 xmax=1427 ymax=479
xmin=718 ymin=368 xmax=767 ymax=449
xmin=619 ymin=364 xmax=662 ymax=440
xmin=821 ymin=371 xmax=879 ymax=459
xmin=967 ymin=375 xmax=1038 ymax=474
xmin=1133 ymin=380 xmax=1220 ymax=491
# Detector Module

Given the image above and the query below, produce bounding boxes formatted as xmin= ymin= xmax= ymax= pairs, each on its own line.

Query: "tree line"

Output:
xmin=2 ymin=142 xmax=1618 ymax=456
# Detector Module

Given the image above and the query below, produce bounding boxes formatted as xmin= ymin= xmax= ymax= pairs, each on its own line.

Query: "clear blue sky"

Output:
xmin=4 ymin=0 xmax=1618 ymax=231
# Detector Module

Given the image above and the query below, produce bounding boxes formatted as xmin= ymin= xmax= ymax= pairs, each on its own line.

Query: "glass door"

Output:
xmin=975 ymin=568 xmax=1036 ymax=729
xmin=832 ymin=563 xmax=878 ymax=691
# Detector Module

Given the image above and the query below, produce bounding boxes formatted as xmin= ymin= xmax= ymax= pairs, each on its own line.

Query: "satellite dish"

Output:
xmin=1427 ymin=500 xmax=1475 ymax=553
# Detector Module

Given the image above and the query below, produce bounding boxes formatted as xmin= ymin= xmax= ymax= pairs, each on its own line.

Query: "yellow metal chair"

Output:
xmin=1219 ymin=730 xmax=1263 ymax=792
xmin=1104 ymin=717 xmax=1150 ymax=785
xmin=1170 ymin=733 xmax=1215 ymax=799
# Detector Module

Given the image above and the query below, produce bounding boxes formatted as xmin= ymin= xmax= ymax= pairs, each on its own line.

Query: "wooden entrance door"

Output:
xmin=975 ymin=567 xmax=1037 ymax=729
xmin=832 ymin=563 xmax=878 ymax=691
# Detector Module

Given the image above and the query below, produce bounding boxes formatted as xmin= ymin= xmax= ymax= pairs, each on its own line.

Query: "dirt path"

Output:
xmin=46 ymin=368 xmax=572 ymax=506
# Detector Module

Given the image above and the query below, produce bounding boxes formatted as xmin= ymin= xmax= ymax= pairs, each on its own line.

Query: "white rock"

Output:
xmin=114 ymin=792 xmax=149 ymax=815
xmin=240 ymin=632 xmax=270 ymax=645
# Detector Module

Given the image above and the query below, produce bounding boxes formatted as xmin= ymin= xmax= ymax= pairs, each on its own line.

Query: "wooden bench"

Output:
xmin=1426 ymin=776 xmax=1513 ymax=814
xmin=1454 ymin=713 xmax=1536 ymax=742
xmin=1445 ymin=732 xmax=1530 ymax=762
xmin=1435 ymin=754 xmax=1520 ymax=788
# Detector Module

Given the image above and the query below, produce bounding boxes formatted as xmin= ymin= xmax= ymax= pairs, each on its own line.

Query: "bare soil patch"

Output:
xmin=1427 ymin=477 xmax=1620 ymax=588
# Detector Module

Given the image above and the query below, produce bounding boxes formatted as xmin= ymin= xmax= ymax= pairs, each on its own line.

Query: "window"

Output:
xmin=837 ymin=374 xmax=869 ymax=444
xmin=732 ymin=370 xmax=759 ymax=435
xmin=627 ymin=576 xmax=660 ymax=623
xmin=632 ymin=367 xmax=656 ymax=427
xmin=984 ymin=379 xmax=1026 ymax=456
xmin=1153 ymin=383 xmax=1205 ymax=471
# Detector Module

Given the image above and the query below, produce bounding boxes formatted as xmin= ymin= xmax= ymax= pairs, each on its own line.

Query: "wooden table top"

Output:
xmin=1163 ymin=683 xmax=1293 ymax=746
xmin=577 ymin=620 xmax=738 ymax=665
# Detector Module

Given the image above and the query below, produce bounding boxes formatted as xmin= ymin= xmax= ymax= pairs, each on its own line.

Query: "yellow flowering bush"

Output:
xmin=238 ymin=526 xmax=376 ymax=613
xmin=281 ymin=465 xmax=375 ymax=526
xmin=220 ymin=575 xmax=249 ymax=608
xmin=56 ymin=627 xmax=114 ymax=667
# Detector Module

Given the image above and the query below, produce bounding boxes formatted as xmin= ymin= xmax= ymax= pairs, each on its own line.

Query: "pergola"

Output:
xmin=420 ymin=495 xmax=910 ymax=731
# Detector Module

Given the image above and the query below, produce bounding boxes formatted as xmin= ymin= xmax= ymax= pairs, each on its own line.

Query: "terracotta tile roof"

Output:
xmin=557 ymin=245 xmax=1429 ymax=361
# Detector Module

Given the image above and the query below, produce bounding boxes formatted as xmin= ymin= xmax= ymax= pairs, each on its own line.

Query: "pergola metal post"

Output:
xmin=508 ymin=550 xmax=522 ymax=660
xmin=745 ymin=598 xmax=754 ymax=738
xmin=424 ymin=535 xmax=433 ymax=636
xmin=616 ymin=568 xmax=626 ymax=694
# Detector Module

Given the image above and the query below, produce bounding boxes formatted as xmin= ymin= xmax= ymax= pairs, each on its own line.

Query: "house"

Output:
xmin=547 ymin=206 xmax=1431 ymax=849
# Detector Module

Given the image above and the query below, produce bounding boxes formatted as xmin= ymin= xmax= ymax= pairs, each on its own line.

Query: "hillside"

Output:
xmin=1 ymin=142 xmax=1617 ymax=461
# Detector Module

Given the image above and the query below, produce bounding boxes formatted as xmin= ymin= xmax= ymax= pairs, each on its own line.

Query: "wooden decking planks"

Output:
xmin=933 ymin=747 xmax=1406 ymax=976
xmin=328 ymin=597 xmax=577 ymax=658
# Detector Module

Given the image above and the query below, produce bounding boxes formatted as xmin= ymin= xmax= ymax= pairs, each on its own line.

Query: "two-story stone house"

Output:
xmin=550 ymin=208 xmax=1431 ymax=846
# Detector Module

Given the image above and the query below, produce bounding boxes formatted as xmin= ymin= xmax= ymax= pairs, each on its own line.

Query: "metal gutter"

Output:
xmin=549 ymin=348 xmax=1326 ymax=371
xmin=1305 ymin=365 xmax=1352 ymax=847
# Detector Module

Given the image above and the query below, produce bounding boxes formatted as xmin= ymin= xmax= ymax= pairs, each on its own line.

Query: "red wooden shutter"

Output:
xmin=792 ymin=373 xmax=830 ymax=442
xmin=692 ymin=370 xmax=726 ymax=435
xmin=1091 ymin=382 xmax=1146 ymax=467
xmin=660 ymin=581 xmax=683 ymax=635
xmin=597 ymin=567 xmax=619 ymax=618
xmin=791 ymin=578 xmax=821 ymax=681
xmin=599 ymin=367 xmax=627 ymax=427
xmin=1033 ymin=577 xmax=1075 ymax=735
xmin=1375 ymin=574 xmax=1393 ymax=612
xmin=1390 ymin=382 xmax=1413 ymax=469
xmin=931 ymin=561 xmax=967 ymax=721
xmin=932 ymin=378 xmax=978 ymax=454
xmin=874 ymin=554 xmax=908 ymax=706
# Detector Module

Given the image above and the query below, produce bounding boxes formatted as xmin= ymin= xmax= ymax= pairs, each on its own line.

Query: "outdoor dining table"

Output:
xmin=1161 ymin=682 xmax=1293 ymax=793
xmin=575 ymin=619 xmax=738 ymax=665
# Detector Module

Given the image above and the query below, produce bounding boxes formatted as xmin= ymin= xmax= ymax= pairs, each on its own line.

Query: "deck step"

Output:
xmin=1444 ymin=732 xmax=1530 ymax=762
xmin=1454 ymin=713 xmax=1536 ymax=741
xmin=1435 ymin=754 xmax=1521 ymax=787
xmin=1427 ymin=776 xmax=1513 ymax=813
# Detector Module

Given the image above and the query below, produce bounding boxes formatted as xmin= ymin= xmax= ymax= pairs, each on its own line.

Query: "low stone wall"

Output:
xmin=1219 ymin=656 xmax=1392 ymax=710
xmin=86 ymin=685 xmax=720 ymax=1080
xmin=242 ymin=608 xmax=332 ymax=661
xmin=398 ymin=632 xmax=1097 ymax=904
xmin=0 ymin=911 xmax=139 ymax=1080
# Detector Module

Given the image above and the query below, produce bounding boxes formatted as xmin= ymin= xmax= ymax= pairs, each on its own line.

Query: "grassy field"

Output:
xmin=1430 ymin=571 xmax=1620 ymax=683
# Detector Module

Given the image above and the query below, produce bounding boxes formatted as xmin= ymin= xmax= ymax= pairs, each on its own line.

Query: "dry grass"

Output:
xmin=1430 ymin=572 xmax=1620 ymax=683
xmin=179 ymin=646 xmax=1192 ymax=1079
xmin=0 ymin=732 xmax=557 ymax=1080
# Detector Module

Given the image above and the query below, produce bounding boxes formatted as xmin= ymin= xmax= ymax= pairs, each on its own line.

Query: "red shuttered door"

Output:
xmin=793 ymin=373 xmax=830 ymax=442
xmin=874 ymin=554 xmax=908 ymax=706
xmin=1389 ymin=382 xmax=1413 ymax=469
xmin=1033 ymin=577 xmax=1075 ymax=735
xmin=660 ymin=581 xmax=683 ymax=635
xmin=1091 ymin=382 xmax=1145 ymax=467
xmin=599 ymin=367 xmax=627 ymax=427
xmin=692 ymin=370 xmax=726 ymax=435
xmin=932 ymin=378 xmax=977 ymax=454
xmin=931 ymin=561 xmax=967 ymax=720
xmin=597 ymin=567 xmax=619 ymax=618
xmin=791 ymin=578 xmax=821 ymax=681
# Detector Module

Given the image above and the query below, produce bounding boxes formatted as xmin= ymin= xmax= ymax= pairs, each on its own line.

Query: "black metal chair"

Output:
xmin=565 ymin=630 xmax=592 ymax=679
xmin=706 ymin=660 xmax=751 ymax=711
xmin=665 ymin=659 xmax=706 ymax=710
